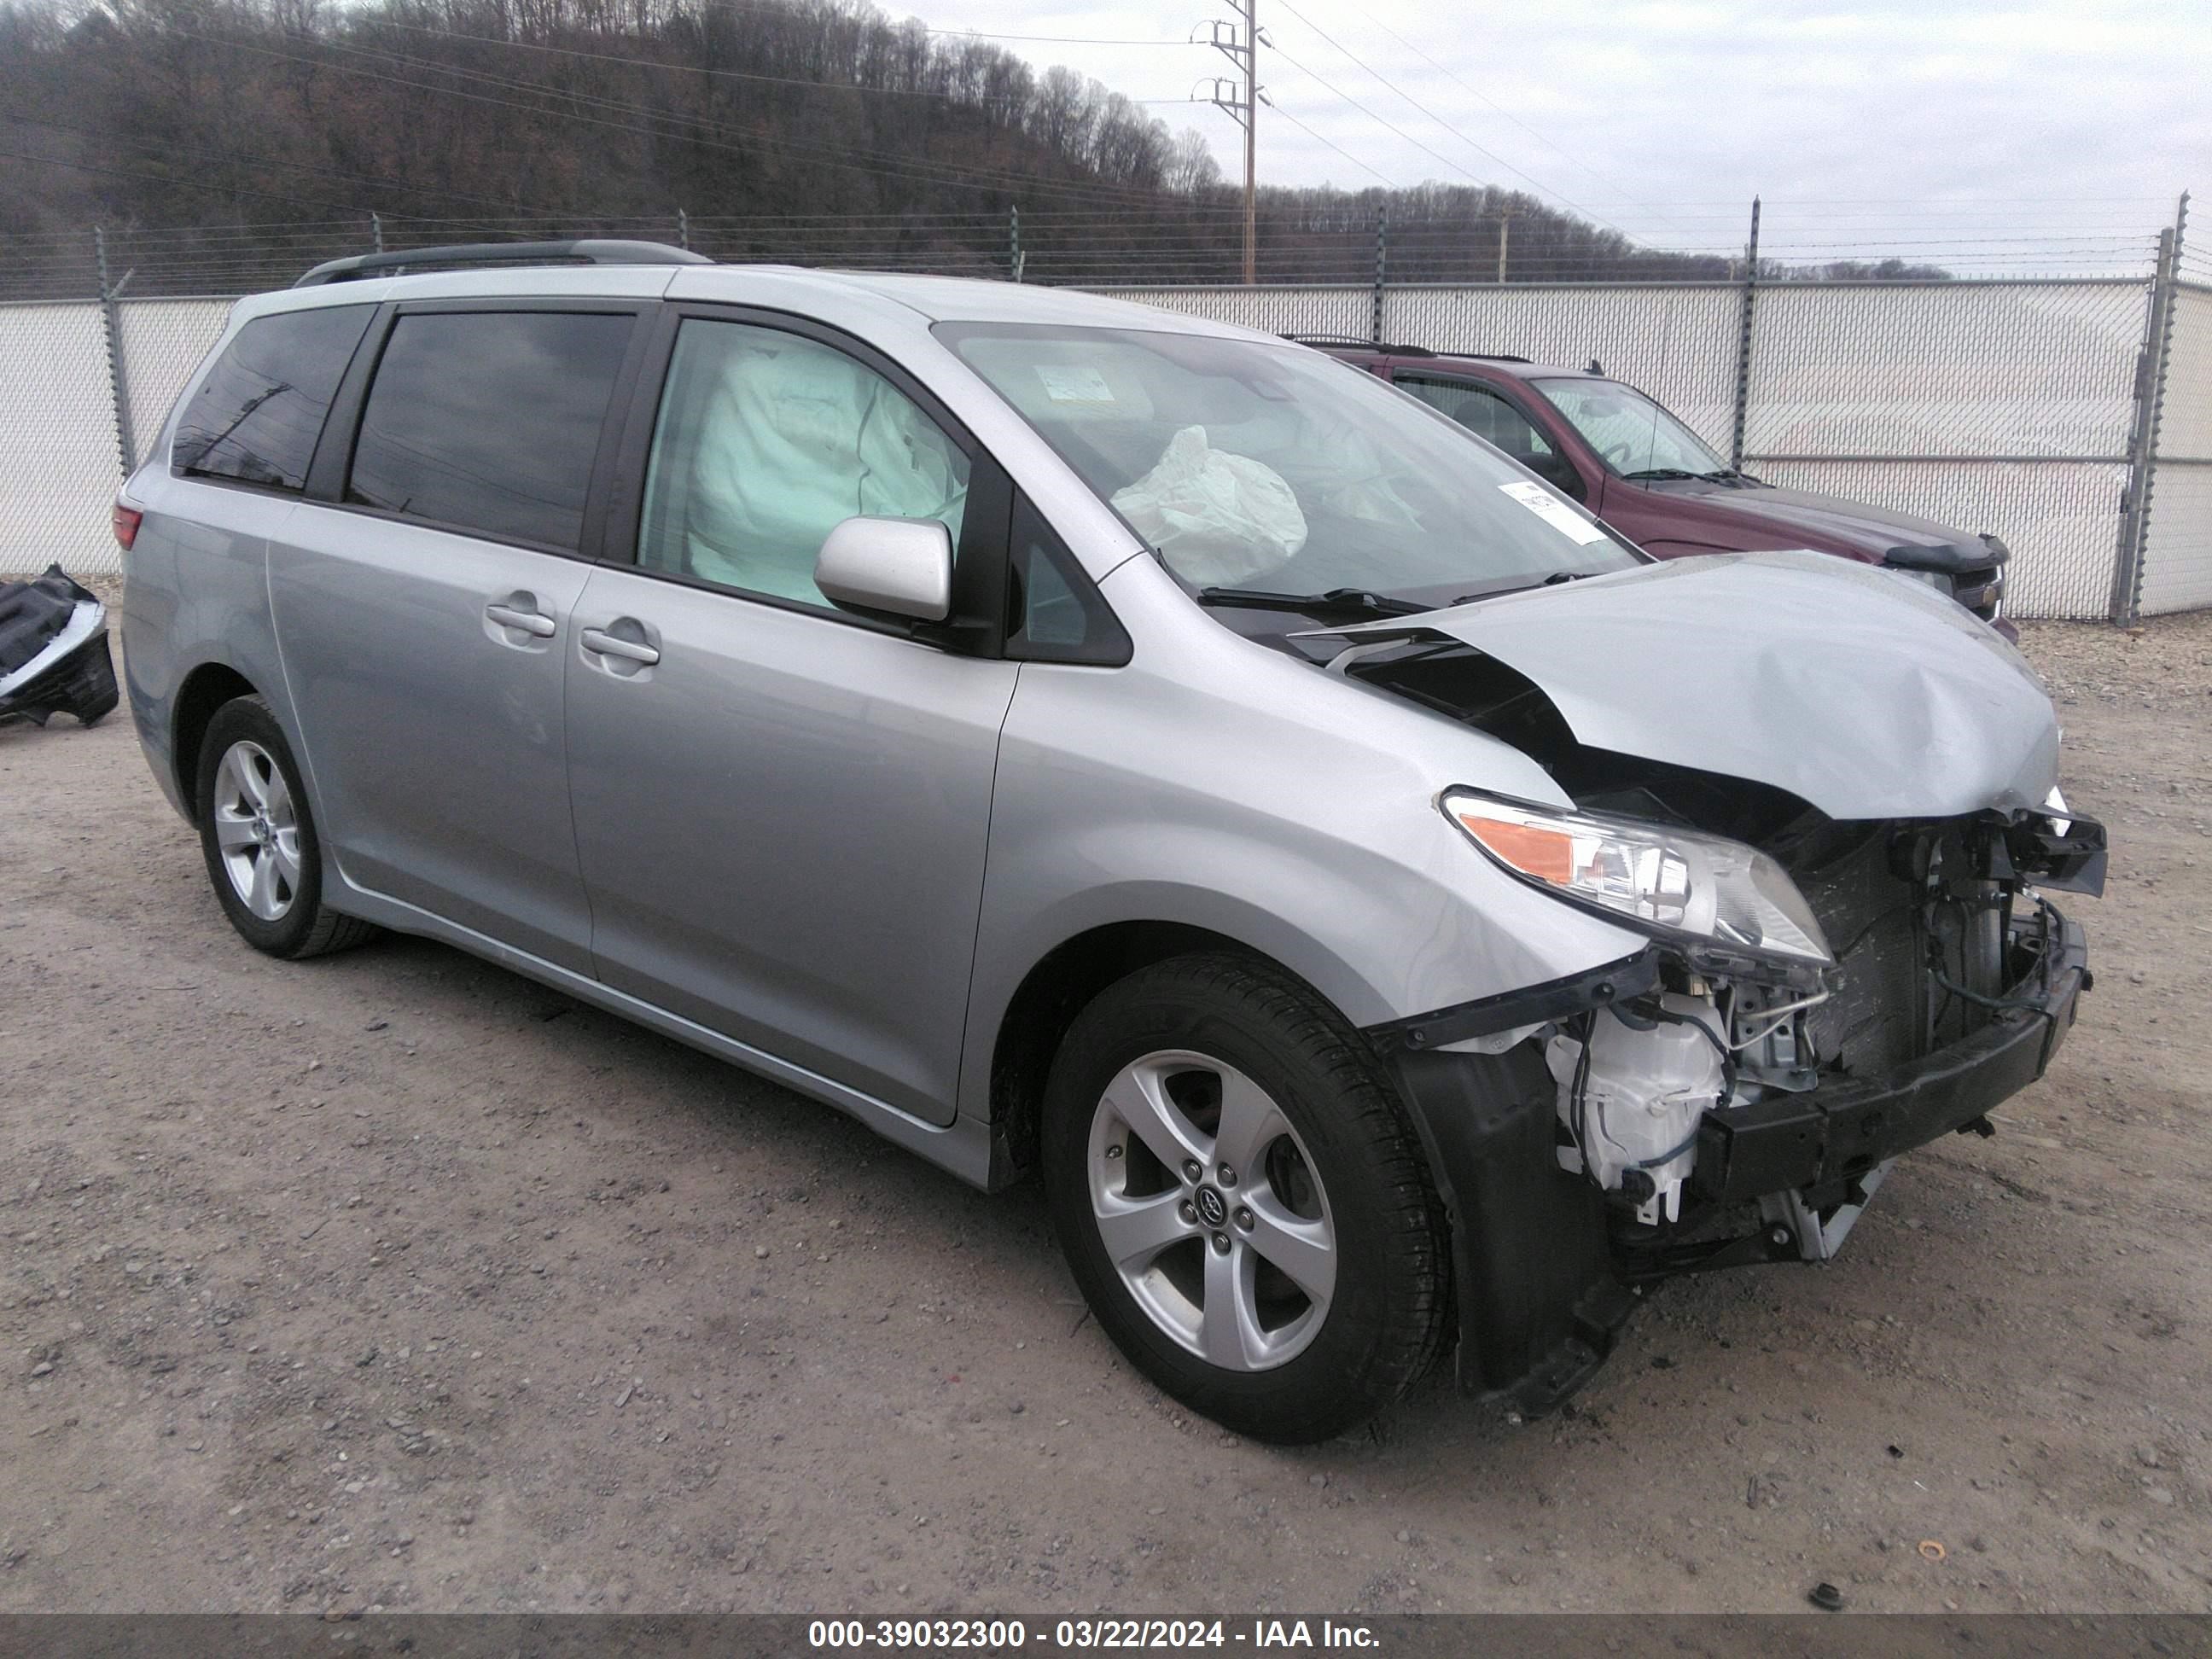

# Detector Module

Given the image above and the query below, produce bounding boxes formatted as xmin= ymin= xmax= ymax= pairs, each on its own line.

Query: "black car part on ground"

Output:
xmin=0 ymin=565 xmax=118 ymax=730
xmin=1370 ymin=807 xmax=2098 ymax=1417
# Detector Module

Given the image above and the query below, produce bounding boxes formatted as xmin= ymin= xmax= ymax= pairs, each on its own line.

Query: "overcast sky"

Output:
xmin=896 ymin=0 xmax=2204 ymax=268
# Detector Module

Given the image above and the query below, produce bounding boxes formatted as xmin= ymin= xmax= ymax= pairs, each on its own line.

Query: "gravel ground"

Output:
xmin=1 ymin=611 xmax=2208 ymax=1616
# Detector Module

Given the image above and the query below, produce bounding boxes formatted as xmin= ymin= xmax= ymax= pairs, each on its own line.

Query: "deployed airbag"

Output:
xmin=1111 ymin=426 xmax=1308 ymax=585
xmin=686 ymin=332 xmax=968 ymax=603
xmin=0 ymin=565 xmax=118 ymax=730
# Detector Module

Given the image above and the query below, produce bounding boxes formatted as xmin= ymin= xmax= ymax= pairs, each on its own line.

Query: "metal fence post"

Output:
xmin=676 ymin=209 xmax=688 ymax=252
xmin=93 ymin=227 xmax=137 ymax=477
xmin=1009 ymin=206 xmax=1023 ymax=283
xmin=2110 ymin=197 xmax=2188 ymax=626
xmin=1371 ymin=202 xmax=1388 ymax=343
xmin=1728 ymin=197 xmax=1761 ymax=469
xmin=371 ymin=211 xmax=386 ymax=253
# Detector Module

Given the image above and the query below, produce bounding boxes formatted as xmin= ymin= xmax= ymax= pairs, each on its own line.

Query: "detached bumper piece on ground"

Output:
xmin=0 ymin=565 xmax=119 ymax=730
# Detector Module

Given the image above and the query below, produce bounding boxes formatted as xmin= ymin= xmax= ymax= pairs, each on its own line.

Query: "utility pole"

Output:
xmin=1198 ymin=1 xmax=1263 ymax=283
xmin=1496 ymin=212 xmax=1510 ymax=284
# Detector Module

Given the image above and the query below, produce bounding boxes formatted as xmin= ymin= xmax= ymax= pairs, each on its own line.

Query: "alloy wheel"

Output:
xmin=1086 ymin=1049 xmax=1336 ymax=1371
xmin=211 ymin=739 xmax=301 ymax=922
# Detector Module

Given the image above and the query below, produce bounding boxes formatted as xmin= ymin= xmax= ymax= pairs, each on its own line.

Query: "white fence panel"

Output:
xmin=1755 ymin=459 xmax=2128 ymax=620
xmin=117 ymin=298 xmax=233 ymax=467
xmin=3 ymin=273 xmax=2205 ymax=617
xmin=1386 ymin=283 xmax=1742 ymax=451
xmin=2139 ymin=284 xmax=2212 ymax=615
xmin=1086 ymin=285 xmax=1370 ymax=338
xmin=0 ymin=301 xmax=122 ymax=576
xmin=1743 ymin=281 xmax=2147 ymax=459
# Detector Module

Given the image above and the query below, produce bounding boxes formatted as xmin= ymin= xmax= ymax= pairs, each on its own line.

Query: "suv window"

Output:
xmin=1395 ymin=374 xmax=1553 ymax=463
xmin=172 ymin=305 xmax=374 ymax=492
xmin=636 ymin=318 xmax=969 ymax=611
xmin=346 ymin=311 xmax=634 ymax=551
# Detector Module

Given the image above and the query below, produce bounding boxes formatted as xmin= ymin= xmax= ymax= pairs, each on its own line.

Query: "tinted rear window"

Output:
xmin=172 ymin=305 xmax=373 ymax=491
xmin=346 ymin=311 xmax=634 ymax=550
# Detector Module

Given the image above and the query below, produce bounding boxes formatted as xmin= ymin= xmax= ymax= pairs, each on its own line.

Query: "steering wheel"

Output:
xmin=1604 ymin=439 xmax=1636 ymax=469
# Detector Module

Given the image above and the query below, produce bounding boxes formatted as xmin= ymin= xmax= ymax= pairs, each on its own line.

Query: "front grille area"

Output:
xmin=1953 ymin=564 xmax=2005 ymax=620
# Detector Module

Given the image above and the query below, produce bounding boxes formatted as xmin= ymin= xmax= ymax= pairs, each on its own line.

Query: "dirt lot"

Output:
xmin=2 ymin=612 xmax=2209 ymax=1617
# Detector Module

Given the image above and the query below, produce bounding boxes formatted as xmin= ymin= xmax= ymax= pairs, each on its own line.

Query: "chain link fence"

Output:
xmin=3 ymin=245 xmax=2205 ymax=621
xmin=2140 ymin=282 xmax=2212 ymax=615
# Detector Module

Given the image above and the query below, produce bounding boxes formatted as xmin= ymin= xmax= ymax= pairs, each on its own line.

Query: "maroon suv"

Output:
xmin=1306 ymin=340 xmax=2011 ymax=632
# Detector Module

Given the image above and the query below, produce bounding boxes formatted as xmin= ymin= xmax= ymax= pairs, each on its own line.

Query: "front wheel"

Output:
xmin=1040 ymin=954 xmax=1451 ymax=1443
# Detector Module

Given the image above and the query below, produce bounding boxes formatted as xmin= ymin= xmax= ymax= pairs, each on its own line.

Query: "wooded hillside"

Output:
xmin=0 ymin=0 xmax=1746 ymax=294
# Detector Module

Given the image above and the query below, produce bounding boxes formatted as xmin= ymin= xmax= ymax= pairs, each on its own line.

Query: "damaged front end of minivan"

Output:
xmin=1335 ymin=552 xmax=2104 ymax=1412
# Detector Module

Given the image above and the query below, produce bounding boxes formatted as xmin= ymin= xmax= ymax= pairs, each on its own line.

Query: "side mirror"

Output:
xmin=814 ymin=515 xmax=954 ymax=623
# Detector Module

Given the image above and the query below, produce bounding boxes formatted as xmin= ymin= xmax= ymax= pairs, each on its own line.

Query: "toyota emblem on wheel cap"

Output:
xmin=1195 ymin=1185 xmax=1228 ymax=1227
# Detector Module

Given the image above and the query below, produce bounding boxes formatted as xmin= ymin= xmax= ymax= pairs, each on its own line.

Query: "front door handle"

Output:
xmin=579 ymin=626 xmax=661 ymax=667
xmin=486 ymin=602 xmax=556 ymax=638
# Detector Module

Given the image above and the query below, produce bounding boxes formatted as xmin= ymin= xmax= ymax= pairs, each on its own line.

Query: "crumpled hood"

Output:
xmin=1342 ymin=550 xmax=2060 ymax=821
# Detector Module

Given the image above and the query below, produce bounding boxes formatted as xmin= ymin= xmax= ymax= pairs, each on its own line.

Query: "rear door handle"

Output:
xmin=579 ymin=626 xmax=661 ymax=667
xmin=486 ymin=602 xmax=556 ymax=638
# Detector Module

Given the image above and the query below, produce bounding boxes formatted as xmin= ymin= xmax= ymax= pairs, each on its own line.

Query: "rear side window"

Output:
xmin=1395 ymin=374 xmax=1554 ymax=462
xmin=172 ymin=305 xmax=373 ymax=492
xmin=346 ymin=311 xmax=633 ymax=551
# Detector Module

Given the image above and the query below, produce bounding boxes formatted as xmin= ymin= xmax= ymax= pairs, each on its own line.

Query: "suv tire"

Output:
xmin=194 ymin=696 xmax=378 ymax=960
xmin=1041 ymin=952 xmax=1450 ymax=1443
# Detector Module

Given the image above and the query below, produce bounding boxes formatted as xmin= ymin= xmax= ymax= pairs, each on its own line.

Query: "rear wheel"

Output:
xmin=194 ymin=696 xmax=377 ymax=959
xmin=1041 ymin=953 xmax=1450 ymax=1443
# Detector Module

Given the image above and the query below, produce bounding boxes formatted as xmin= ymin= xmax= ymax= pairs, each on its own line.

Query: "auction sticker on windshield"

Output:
xmin=1498 ymin=480 xmax=1610 ymax=545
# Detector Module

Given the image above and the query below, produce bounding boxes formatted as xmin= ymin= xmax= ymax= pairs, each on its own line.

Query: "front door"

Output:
xmin=268 ymin=305 xmax=639 ymax=971
xmin=563 ymin=314 xmax=1019 ymax=1122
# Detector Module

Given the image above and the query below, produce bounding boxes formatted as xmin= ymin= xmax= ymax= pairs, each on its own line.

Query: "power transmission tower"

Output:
xmin=1196 ymin=1 xmax=1264 ymax=283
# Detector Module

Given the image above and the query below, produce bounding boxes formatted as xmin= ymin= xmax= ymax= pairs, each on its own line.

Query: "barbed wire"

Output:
xmin=0 ymin=204 xmax=2174 ymax=302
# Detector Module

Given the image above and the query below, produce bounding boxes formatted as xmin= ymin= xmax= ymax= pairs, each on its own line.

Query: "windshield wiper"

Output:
xmin=1194 ymin=585 xmax=1429 ymax=620
xmin=1446 ymin=569 xmax=1592 ymax=607
xmin=1697 ymin=466 xmax=1765 ymax=486
xmin=1621 ymin=468 xmax=1703 ymax=481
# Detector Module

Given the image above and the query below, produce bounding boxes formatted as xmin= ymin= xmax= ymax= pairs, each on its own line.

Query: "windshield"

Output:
xmin=1533 ymin=378 xmax=1728 ymax=478
xmin=937 ymin=323 xmax=1639 ymax=608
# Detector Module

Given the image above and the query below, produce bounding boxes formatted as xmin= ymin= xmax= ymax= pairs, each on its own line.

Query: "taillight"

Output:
xmin=113 ymin=502 xmax=142 ymax=550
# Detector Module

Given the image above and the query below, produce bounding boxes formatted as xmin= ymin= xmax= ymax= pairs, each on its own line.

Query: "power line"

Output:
xmin=1267 ymin=0 xmax=1627 ymax=238
xmin=1350 ymin=12 xmax=1688 ymax=234
xmin=352 ymin=15 xmax=1196 ymax=102
xmin=1268 ymin=102 xmax=1394 ymax=188
xmin=207 ymin=32 xmax=1199 ymax=210
xmin=3 ymin=112 xmax=563 ymax=216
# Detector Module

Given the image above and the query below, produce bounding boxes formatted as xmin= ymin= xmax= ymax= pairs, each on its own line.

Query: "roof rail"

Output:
xmin=294 ymin=239 xmax=712 ymax=288
xmin=1279 ymin=335 xmax=1544 ymax=365
xmin=1280 ymin=333 xmax=1437 ymax=358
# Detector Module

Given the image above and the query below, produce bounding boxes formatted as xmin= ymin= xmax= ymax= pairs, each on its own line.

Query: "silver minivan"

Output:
xmin=118 ymin=242 xmax=2101 ymax=1442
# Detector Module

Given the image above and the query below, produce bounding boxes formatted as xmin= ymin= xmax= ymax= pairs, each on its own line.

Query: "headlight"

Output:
xmin=1441 ymin=790 xmax=1834 ymax=979
xmin=1885 ymin=565 xmax=1953 ymax=596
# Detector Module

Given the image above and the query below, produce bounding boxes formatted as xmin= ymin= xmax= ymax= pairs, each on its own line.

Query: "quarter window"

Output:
xmin=636 ymin=319 xmax=969 ymax=610
xmin=172 ymin=305 xmax=374 ymax=492
xmin=346 ymin=311 xmax=634 ymax=551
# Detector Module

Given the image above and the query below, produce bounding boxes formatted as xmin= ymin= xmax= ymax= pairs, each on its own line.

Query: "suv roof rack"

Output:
xmin=1281 ymin=333 xmax=1437 ymax=357
xmin=1280 ymin=335 xmax=1539 ymax=365
xmin=294 ymin=239 xmax=712 ymax=288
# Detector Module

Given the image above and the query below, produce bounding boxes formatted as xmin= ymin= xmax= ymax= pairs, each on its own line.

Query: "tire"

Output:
xmin=1040 ymin=952 xmax=1451 ymax=1443
xmin=194 ymin=696 xmax=378 ymax=960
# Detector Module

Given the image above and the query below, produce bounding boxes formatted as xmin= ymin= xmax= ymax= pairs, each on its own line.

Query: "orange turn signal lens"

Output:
xmin=1453 ymin=812 xmax=1576 ymax=886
